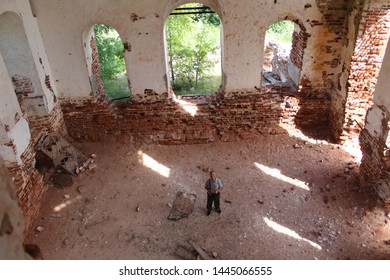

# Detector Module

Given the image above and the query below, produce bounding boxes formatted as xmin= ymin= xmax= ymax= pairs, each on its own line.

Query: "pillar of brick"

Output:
xmin=359 ymin=105 xmax=390 ymax=204
xmin=340 ymin=3 xmax=390 ymax=142
xmin=90 ymin=35 xmax=106 ymax=97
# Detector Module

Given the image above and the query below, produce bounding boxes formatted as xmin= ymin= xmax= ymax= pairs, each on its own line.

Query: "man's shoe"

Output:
xmin=216 ymin=209 xmax=221 ymax=214
xmin=207 ymin=210 xmax=211 ymax=216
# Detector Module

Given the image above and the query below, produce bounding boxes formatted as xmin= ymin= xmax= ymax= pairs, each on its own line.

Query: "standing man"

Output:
xmin=205 ymin=171 xmax=223 ymax=215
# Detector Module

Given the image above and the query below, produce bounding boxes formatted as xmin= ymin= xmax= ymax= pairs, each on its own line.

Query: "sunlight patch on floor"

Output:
xmin=138 ymin=150 xmax=170 ymax=178
xmin=53 ymin=195 xmax=82 ymax=212
xmin=255 ymin=162 xmax=310 ymax=190
xmin=281 ymin=125 xmax=324 ymax=145
xmin=341 ymin=136 xmax=362 ymax=160
xmin=264 ymin=217 xmax=322 ymax=250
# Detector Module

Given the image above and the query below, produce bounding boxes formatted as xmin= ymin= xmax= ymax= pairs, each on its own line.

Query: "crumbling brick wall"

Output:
xmin=359 ymin=105 xmax=390 ymax=204
xmin=7 ymin=140 xmax=46 ymax=238
xmin=27 ymin=102 xmax=67 ymax=142
xmin=61 ymin=86 xmax=330 ymax=144
xmin=336 ymin=2 xmax=390 ymax=142
xmin=290 ymin=23 xmax=308 ymax=71
xmin=5 ymin=102 xmax=67 ymax=236
xmin=12 ymin=74 xmax=35 ymax=97
xmin=90 ymin=35 xmax=105 ymax=97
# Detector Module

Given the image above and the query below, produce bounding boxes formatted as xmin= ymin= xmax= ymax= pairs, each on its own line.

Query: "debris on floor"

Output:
xmin=36 ymin=132 xmax=88 ymax=175
xmin=175 ymin=245 xmax=196 ymax=260
xmin=293 ymin=143 xmax=303 ymax=149
xmin=50 ymin=213 xmax=61 ymax=218
xmin=168 ymin=192 xmax=197 ymax=221
xmin=52 ymin=173 xmax=74 ymax=188
xmin=76 ymin=186 xmax=84 ymax=194
xmin=85 ymin=216 xmax=111 ymax=230
xmin=35 ymin=226 xmax=44 ymax=233
xmin=25 ymin=133 xmax=390 ymax=260
xmin=75 ymin=158 xmax=98 ymax=174
xmin=187 ymin=240 xmax=211 ymax=260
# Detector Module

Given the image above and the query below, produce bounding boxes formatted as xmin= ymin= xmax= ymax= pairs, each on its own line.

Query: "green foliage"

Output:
xmin=166 ymin=4 xmax=221 ymax=95
xmin=192 ymin=4 xmax=221 ymax=27
xmin=265 ymin=20 xmax=295 ymax=44
xmin=173 ymin=75 xmax=220 ymax=96
xmin=104 ymin=76 xmax=131 ymax=100
xmin=94 ymin=24 xmax=130 ymax=99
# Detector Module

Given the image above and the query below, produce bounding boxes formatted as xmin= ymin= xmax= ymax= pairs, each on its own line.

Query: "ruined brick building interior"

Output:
xmin=1 ymin=0 xmax=390 ymax=260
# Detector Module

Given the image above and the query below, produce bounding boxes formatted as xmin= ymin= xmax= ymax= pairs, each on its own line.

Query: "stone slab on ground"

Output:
xmin=168 ymin=191 xmax=197 ymax=221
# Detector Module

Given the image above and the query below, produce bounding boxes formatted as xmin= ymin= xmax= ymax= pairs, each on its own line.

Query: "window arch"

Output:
xmin=84 ymin=24 xmax=131 ymax=101
xmin=262 ymin=19 xmax=306 ymax=88
xmin=164 ymin=3 xmax=222 ymax=96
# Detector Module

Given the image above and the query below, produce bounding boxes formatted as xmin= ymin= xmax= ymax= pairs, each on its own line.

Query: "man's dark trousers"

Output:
xmin=207 ymin=192 xmax=221 ymax=211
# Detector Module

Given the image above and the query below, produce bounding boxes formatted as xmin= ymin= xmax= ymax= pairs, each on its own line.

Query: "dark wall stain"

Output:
xmin=45 ymin=75 xmax=54 ymax=93
xmin=131 ymin=13 xmax=138 ymax=21
xmin=124 ymin=42 xmax=131 ymax=52
xmin=45 ymin=75 xmax=57 ymax=102
xmin=14 ymin=112 xmax=20 ymax=123
xmin=130 ymin=13 xmax=145 ymax=22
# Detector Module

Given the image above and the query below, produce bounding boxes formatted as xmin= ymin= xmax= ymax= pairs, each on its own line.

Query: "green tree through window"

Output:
xmin=166 ymin=3 xmax=221 ymax=95
xmin=94 ymin=24 xmax=130 ymax=100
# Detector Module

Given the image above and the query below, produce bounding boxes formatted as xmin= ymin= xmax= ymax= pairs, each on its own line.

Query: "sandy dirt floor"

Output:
xmin=25 ymin=127 xmax=390 ymax=260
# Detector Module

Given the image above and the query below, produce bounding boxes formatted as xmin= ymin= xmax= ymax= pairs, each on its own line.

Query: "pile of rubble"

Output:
xmin=75 ymin=154 xmax=97 ymax=174
xmin=35 ymin=133 xmax=98 ymax=187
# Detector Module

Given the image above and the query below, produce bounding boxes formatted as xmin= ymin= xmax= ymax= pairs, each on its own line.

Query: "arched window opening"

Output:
xmin=165 ymin=3 xmax=222 ymax=96
xmin=263 ymin=20 xmax=301 ymax=87
xmin=87 ymin=24 xmax=131 ymax=101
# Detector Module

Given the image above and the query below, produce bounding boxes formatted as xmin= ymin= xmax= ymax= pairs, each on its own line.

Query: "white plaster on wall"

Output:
xmin=374 ymin=37 xmax=390 ymax=109
xmin=8 ymin=118 xmax=31 ymax=164
xmin=0 ymin=125 xmax=9 ymax=144
xmin=17 ymin=0 xmax=57 ymax=112
xmin=0 ymin=143 xmax=17 ymax=163
xmin=0 ymin=53 xmax=23 ymax=130
xmin=365 ymin=105 xmax=385 ymax=138
xmin=0 ymin=11 xmax=43 ymax=99
xmin=28 ymin=0 xmax=343 ymax=97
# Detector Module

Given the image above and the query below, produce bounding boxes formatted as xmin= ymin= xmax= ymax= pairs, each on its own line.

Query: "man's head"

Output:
xmin=210 ymin=171 xmax=216 ymax=181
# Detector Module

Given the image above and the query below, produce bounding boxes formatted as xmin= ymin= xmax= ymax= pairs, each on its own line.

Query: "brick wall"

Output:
xmin=337 ymin=3 xmax=390 ymax=142
xmin=359 ymin=105 xmax=390 ymax=204
xmin=329 ymin=89 xmax=346 ymax=141
xmin=290 ymin=23 xmax=308 ymax=71
xmin=5 ymin=102 xmax=67 ymax=236
xmin=12 ymin=74 xmax=35 ymax=96
xmin=90 ymin=35 xmax=105 ymax=97
xmin=61 ymin=87 xmax=330 ymax=144
xmin=27 ymin=102 xmax=67 ymax=142
xmin=317 ymin=0 xmax=356 ymax=142
xmin=7 ymin=141 xmax=46 ymax=238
